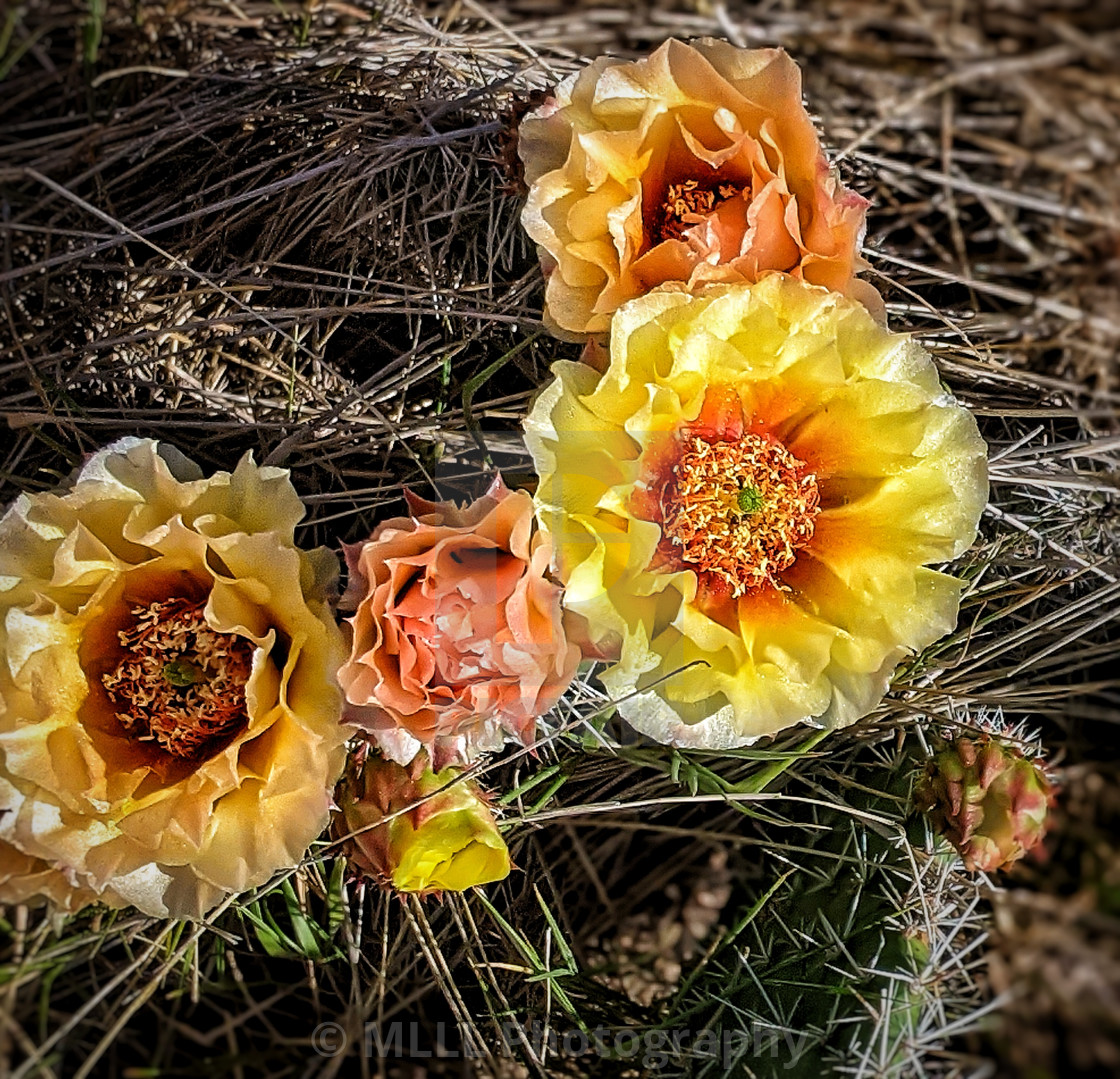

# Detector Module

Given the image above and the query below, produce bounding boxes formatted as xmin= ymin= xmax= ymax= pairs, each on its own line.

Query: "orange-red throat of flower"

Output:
xmin=102 ymin=597 xmax=253 ymax=760
xmin=651 ymin=178 xmax=745 ymax=246
xmin=641 ymin=428 xmax=820 ymax=598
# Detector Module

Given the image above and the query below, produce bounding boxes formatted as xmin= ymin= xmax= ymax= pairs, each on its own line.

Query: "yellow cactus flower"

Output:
xmin=524 ymin=275 xmax=988 ymax=747
xmin=336 ymin=750 xmax=510 ymax=894
xmin=0 ymin=438 xmax=350 ymax=917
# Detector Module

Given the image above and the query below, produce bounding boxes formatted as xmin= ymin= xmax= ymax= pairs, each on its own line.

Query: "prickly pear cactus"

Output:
xmin=639 ymin=734 xmax=994 ymax=1079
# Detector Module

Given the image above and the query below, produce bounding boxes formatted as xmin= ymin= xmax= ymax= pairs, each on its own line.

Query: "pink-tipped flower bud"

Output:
xmin=919 ymin=735 xmax=1055 ymax=872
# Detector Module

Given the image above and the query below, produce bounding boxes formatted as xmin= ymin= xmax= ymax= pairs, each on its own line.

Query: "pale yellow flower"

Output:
xmin=0 ymin=438 xmax=349 ymax=917
xmin=524 ymin=275 xmax=988 ymax=747
xmin=519 ymin=40 xmax=877 ymax=338
xmin=0 ymin=839 xmax=103 ymax=912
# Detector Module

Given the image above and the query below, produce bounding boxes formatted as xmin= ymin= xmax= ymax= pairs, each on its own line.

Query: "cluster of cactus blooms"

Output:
xmin=918 ymin=734 xmax=1056 ymax=873
xmin=0 ymin=41 xmax=998 ymax=915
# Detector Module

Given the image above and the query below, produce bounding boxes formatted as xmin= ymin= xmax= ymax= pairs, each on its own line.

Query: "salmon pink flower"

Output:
xmin=339 ymin=478 xmax=579 ymax=768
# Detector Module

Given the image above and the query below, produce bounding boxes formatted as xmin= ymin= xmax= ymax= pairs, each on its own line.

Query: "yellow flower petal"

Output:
xmin=390 ymin=808 xmax=511 ymax=893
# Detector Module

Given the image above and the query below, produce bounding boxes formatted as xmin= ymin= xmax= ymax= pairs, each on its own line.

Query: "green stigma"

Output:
xmin=162 ymin=658 xmax=202 ymax=688
xmin=736 ymin=484 xmax=764 ymax=514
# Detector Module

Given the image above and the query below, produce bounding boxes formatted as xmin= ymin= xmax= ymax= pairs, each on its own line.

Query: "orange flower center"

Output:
xmin=652 ymin=179 xmax=744 ymax=244
xmin=660 ymin=433 xmax=820 ymax=595
xmin=102 ymin=598 xmax=253 ymax=759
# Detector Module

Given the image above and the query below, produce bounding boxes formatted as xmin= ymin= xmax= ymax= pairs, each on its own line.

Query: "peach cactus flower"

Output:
xmin=518 ymin=39 xmax=879 ymax=338
xmin=0 ymin=438 xmax=349 ymax=917
xmin=339 ymin=478 xmax=579 ymax=768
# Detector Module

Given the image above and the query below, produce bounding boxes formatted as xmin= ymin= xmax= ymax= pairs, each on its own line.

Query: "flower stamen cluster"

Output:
xmin=658 ymin=433 xmax=820 ymax=596
xmin=653 ymin=180 xmax=744 ymax=245
xmin=103 ymin=598 xmax=253 ymax=760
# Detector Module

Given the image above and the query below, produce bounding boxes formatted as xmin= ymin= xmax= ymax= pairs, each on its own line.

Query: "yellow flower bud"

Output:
xmin=337 ymin=751 xmax=510 ymax=895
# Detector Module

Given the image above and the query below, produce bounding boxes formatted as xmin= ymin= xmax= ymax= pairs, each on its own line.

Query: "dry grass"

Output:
xmin=1 ymin=1 xmax=1119 ymax=1076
